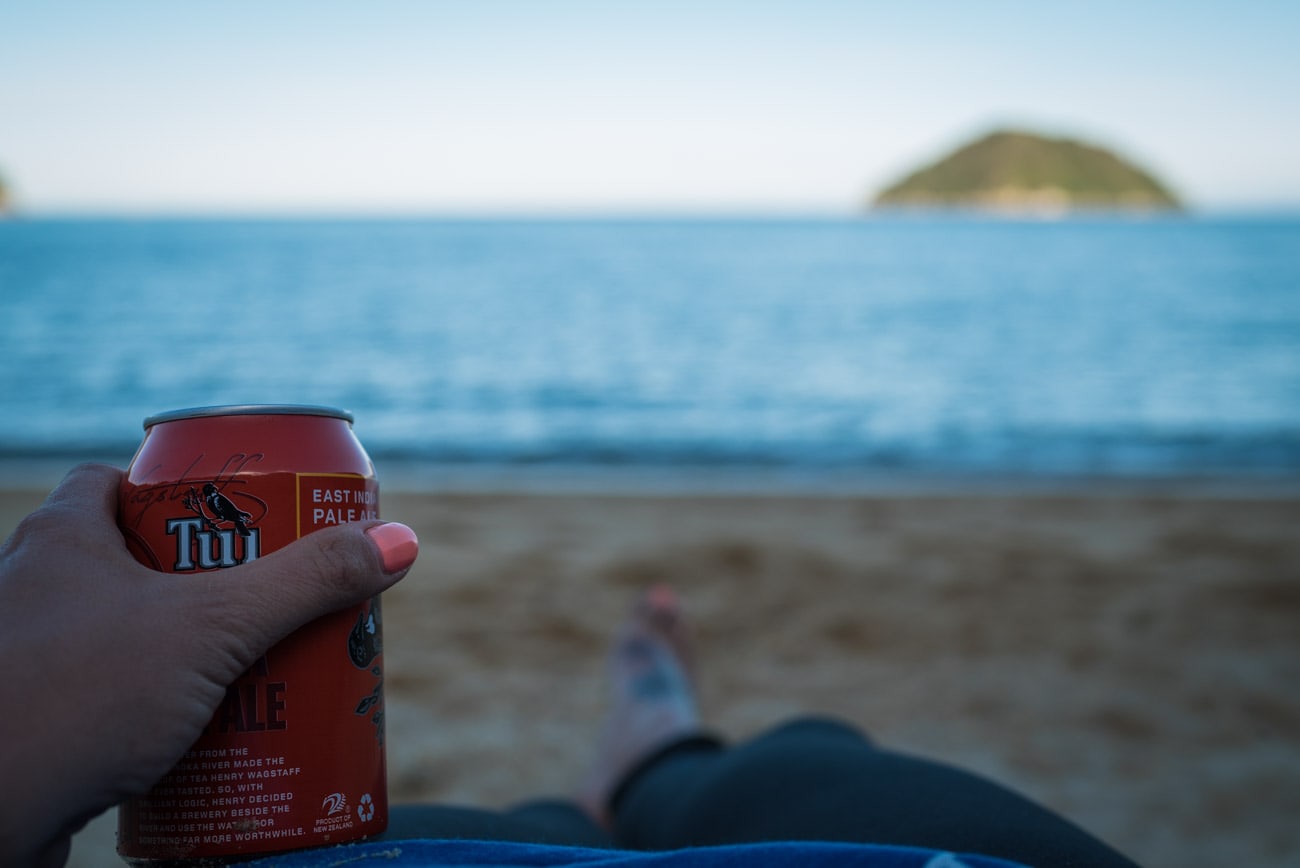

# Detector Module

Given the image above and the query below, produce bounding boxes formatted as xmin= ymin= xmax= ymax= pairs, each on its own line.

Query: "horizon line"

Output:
xmin=5 ymin=204 xmax=1300 ymax=222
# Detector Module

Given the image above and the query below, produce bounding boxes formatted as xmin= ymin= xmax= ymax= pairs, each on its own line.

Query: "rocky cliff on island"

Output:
xmin=873 ymin=129 xmax=1182 ymax=215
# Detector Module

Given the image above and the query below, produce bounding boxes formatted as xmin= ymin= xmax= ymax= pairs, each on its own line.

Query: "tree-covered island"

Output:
xmin=872 ymin=129 xmax=1182 ymax=214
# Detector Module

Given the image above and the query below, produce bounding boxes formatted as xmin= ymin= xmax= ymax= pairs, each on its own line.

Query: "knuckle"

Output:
xmin=4 ymin=464 xmax=129 ymax=559
xmin=171 ymin=585 xmax=265 ymax=680
xmin=66 ymin=461 xmax=122 ymax=483
xmin=304 ymin=530 xmax=373 ymax=598
xmin=3 ymin=503 xmax=76 ymax=554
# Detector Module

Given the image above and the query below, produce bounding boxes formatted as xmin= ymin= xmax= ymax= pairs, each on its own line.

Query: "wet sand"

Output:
xmin=4 ymin=481 xmax=1296 ymax=867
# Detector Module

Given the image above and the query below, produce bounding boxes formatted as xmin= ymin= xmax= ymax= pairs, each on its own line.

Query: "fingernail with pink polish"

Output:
xmin=366 ymin=522 xmax=419 ymax=573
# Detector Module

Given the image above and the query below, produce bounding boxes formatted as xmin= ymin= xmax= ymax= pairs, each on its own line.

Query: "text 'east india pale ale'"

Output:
xmin=116 ymin=405 xmax=387 ymax=864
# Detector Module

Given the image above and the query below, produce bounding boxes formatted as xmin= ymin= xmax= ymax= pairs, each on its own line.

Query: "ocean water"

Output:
xmin=1 ymin=216 xmax=1298 ymax=484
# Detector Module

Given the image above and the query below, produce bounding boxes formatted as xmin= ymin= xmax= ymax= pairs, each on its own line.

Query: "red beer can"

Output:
xmin=116 ymin=405 xmax=387 ymax=864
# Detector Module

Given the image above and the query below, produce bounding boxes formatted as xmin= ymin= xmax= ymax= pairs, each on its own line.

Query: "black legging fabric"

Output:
xmin=383 ymin=717 xmax=1140 ymax=868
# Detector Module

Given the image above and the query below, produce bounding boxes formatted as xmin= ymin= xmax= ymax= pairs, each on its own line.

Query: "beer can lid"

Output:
xmin=143 ymin=404 xmax=354 ymax=429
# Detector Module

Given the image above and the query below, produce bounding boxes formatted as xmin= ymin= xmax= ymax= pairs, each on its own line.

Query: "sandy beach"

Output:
xmin=3 ymin=478 xmax=1296 ymax=867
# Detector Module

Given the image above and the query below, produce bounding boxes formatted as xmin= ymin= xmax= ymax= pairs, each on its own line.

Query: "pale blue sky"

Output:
xmin=2 ymin=0 xmax=1297 ymax=213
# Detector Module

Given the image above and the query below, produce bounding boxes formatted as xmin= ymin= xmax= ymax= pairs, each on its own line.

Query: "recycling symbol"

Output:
xmin=357 ymin=792 xmax=375 ymax=822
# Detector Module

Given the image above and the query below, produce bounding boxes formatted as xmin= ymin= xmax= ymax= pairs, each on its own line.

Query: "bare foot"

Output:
xmin=577 ymin=585 xmax=702 ymax=827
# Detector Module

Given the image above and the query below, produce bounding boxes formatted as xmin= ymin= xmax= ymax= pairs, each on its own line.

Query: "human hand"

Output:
xmin=0 ymin=464 xmax=418 ymax=868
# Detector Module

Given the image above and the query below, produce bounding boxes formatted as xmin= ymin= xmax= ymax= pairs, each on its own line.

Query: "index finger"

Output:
xmin=43 ymin=463 xmax=125 ymax=513
xmin=13 ymin=463 xmax=131 ymax=554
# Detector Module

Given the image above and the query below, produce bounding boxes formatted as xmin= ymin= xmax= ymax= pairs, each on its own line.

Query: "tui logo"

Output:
xmin=201 ymin=483 xmax=253 ymax=537
xmin=165 ymin=483 xmax=262 ymax=571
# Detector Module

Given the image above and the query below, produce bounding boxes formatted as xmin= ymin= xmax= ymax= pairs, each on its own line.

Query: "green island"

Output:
xmin=872 ymin=129 xmax=1182 ymax=214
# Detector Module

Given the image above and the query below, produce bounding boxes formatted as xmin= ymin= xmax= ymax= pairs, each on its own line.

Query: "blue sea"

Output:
xmin=1 ymin=216 xmax=1298 ymax=487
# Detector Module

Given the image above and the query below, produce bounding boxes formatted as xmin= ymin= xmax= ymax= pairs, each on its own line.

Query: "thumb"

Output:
xmin=183 ymin=520 xmax=418 ymax=671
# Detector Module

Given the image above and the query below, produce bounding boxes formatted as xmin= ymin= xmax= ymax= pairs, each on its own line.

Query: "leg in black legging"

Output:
xmin=611 ymin=717 xmax=1140 ymax=868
